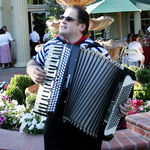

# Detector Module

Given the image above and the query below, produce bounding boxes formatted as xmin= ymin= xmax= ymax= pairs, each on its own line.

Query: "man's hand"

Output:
xmin=119 ymin=98 xmax=132 ymax=117
xmin=26 ymin=59 xmax=46 ymax=84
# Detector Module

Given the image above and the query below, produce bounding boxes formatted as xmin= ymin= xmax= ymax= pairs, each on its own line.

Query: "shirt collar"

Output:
xmin=63 ymin=35 xmax=88 ymax=45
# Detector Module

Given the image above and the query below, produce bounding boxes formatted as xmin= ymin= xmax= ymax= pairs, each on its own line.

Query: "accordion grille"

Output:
xmin=63 ymin=47 xmax=123 ymax=137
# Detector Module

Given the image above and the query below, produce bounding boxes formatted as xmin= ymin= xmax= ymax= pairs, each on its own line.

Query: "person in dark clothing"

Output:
xmin=29 ymin=26 xmax=41 ymax=57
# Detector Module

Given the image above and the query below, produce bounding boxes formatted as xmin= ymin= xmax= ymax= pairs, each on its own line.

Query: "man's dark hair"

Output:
xmin=69 ymin=5 xmax=89 ymax=35
xmin=33 ymin=26 xmax=37 ymax=31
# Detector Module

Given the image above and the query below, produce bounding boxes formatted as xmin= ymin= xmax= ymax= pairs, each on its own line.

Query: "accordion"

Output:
xmin=33 ymin=43 xmax=135 ymax=140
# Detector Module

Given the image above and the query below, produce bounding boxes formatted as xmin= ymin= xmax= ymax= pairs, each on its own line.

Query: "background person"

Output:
xmin=27 ymin=5 xmax=132 ymax=150
xmin=43 ymin=29 xmax=50 ymax=43
xmin=128 ymin=34 xmax=145 ymax=68
xmin=2 ymin=25 xmax=15 ymax=49
xmin=124 ymin=33 xmax=133 ymax=44
xmin=0 ymin=28 xmax=13 ymax=69
xmin=29 ymin=26 xmax=41 ymax=57
xmin=146 ymin=26 xmax=150 ymax=38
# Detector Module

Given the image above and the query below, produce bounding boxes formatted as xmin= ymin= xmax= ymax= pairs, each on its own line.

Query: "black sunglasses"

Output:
xmin=60 ymin=15 xmax=78 ymax=22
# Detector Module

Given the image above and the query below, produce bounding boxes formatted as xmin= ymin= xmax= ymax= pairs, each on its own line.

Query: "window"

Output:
xmin=27 ymin=0 xmax=45 ymax=5
xmin=130 ymin=11 xmax=150 ymax=34
xmin=141 ymin=12 xmax=150 ymax=34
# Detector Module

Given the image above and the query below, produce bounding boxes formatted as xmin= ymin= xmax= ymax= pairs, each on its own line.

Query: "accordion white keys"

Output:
xmin=33 ymin=43 xmax=135 ymax=141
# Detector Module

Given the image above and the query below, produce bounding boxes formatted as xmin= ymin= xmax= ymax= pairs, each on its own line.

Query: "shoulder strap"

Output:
xmin=57 ymin=37 xmax=67 ymax=44
xmin=86 ymin=42 xmax=104 ymax=48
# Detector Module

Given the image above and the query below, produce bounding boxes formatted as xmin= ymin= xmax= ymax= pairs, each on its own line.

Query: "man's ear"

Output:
xmin=79 ymin=24 xmax=86 ymax=32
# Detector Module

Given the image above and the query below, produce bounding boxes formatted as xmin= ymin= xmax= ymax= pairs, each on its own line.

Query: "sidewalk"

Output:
xmin=0 ymin=67 xmax=27 ymax=83
xmin=0 ymin=129 xmax=44 ymax=150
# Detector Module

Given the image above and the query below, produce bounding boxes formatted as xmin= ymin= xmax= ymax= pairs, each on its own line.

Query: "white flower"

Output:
xmin=15 ymin=105 xmax=26 ymax=112
xmin=32 ymin=118 xmax=37 ymax=125
xmin=12 ymin=100 xmax=18 ymax=105
xmin=0 ymin=101 xmax=5 ymax=107
xmin=24 ymin=113 xmax=33 ymax=119
xmin=1 ymin=91 xmax=6 ymax=96
xmin=21 ymin=112 xmax=25 ymax=116
xmin=40 ymin=116 xmax=47 ymax=122
xmin=29 ymin=124 xmax=35 ymax=130
xmin=36 ymin=123 xmax=45 ymax=130
xmin=19 ymin=123 xmax=26 ymax=133
xmin=19 ymin=116 xmax=26 ymax=123
xmin=1 ymin=110 xmax=8 ymax=114
xmin=27 ymin=121 xmax=32 ymax=126
xmin=13 ymin=120 xmax=16 ymax=124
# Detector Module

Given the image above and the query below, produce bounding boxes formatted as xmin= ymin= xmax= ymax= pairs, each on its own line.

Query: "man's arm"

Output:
xmin=26 ymin=59 xmax=45 ymax=84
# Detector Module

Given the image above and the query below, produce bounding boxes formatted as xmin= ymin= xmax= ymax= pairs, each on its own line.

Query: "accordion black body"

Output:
xmin=33 ymin=43 xmax=135 ymax=140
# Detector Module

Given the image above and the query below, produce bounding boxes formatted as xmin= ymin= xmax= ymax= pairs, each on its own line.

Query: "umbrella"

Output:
xmin=86 ymin=0 xmax=140 ymax=39
xmin=86 ymin=0 xmax=140 ymax=13
xmin=131 ymin=0 xmax=150 ymax=11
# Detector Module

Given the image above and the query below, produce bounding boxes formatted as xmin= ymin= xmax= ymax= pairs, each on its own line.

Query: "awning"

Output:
xmin=130 ymin=0 xmax=150 ymax=11
xmin=86 ymin=0 xmax=140 ymax=14
xmin=86 ymin=0 xmax=141 ymax=39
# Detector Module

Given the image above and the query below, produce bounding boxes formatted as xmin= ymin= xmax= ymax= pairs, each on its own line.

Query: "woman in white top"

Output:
xmin=128 ymin=34 xmax=145 ymax=68
xmin=0 ymin=28 xmax=13 ymax=69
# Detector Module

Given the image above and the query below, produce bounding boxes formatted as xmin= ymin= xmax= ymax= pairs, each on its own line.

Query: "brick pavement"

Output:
xmin=0 ymin=67 xmax=27 ymax=83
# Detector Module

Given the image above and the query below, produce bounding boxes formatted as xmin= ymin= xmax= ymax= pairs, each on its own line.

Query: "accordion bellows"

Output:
xmin=33 ymin=44 xmax=135 ymax=139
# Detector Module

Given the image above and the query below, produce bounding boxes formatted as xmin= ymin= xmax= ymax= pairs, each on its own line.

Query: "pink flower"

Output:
xmin=129 ymin=109 xmax=136 ymax=115
xmin=132 ymin=99 xmax=137 ymax=104
xmin=2 ymin=95 xmax=5 ymax=99
xmin=136 ymin=100 xmax=143 ymax=106
xmin=0 ymin=119 xmax=3 ymax=125
xmin=4 ymin=84 xmax=8 ymax=89
xmin=139 ymin=107 xmax=144 ymax=111
xmin=5 ymin=97 xmax=9 ymax=101
xmin=133 ymin=105 xmax=137 ymax=109
xmin=56 ymin=33 xmax=61 ymax=37
xmin=0 ymin=115 xmax=5 ymax=121
xmin=1 ymin=110 xmax=8 ymax=114
xmin=147 ymin=101 xmax=150 ymax=107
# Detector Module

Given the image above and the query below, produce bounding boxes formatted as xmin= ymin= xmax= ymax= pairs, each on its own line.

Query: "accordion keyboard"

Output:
xmin=33 ymin=44 xmax=64 ymax=116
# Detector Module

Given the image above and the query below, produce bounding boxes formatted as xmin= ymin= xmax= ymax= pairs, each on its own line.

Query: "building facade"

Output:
xmin=0 ymin=0 xmax=150 ymax=67
xmin=0 ymin=0 xmax=49 ymax=67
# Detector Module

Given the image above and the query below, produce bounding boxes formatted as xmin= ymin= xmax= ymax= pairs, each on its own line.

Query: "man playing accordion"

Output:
xmin=27 ymin=4 xmax=132 ymax=150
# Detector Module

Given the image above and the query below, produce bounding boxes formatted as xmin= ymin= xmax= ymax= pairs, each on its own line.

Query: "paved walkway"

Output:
xmin=0 ymin=129 xmax=44 ymax=150
xmin=0 ymin=67 xmax=27 ymax=83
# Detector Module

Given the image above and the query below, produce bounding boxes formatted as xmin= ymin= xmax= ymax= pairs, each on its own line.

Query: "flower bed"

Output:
xmin=0 ymin=81 xmax=47 ymax=134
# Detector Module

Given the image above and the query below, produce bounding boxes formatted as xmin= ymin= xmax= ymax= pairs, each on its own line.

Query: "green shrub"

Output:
xmin=6 ymin=75 xmax=34 ymax=105
xmin=5 ymin=85 xmax=25 ymax=104
xmin=136 ymin=69 xmax=150 ymax=84
xmin=26 ymin=94 xmax=36 ymax=111
xmin=121 ymin=64 xmax=139 ymax=73
xmin=9 ymin=75 xmax=34 ymax=92
xmin=133 ymin=83 xmax=150 ymax=101
xmin=128 ymin=66 xmax=139 ymax=73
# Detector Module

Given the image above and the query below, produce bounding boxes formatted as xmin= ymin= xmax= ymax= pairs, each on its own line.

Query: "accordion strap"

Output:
xmin=57 ymin=37 xmax=68 ymax=44
xmin=85 ymin=42 xmax=104 ymax=48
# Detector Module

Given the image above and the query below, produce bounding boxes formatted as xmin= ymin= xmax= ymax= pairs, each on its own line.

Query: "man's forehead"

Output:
xmin=64 ymin=7 xmax=78 ymax=17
